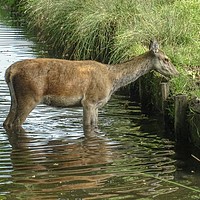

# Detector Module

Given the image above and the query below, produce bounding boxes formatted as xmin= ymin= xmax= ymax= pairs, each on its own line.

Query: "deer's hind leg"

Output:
xmin=4 ymin=81 xmax=41 ymax=129
xmin=3 ymin=96 xmax=17 ymax=129
xmin=4 ymin=95 xmax=40 ymax=129
xmin=14 ymin=98 xmax=40 ymax=128
xmin=3 ymin=81 xmax=18 ymax=129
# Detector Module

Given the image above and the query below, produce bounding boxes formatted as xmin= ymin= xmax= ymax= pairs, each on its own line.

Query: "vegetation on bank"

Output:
xmin=1 ymin=0 xmax=17 ymax=8
xmin=1 ymin=0 xmax=21 ymax=11
xmin=4 ymin=0 xmax=200 ymax=98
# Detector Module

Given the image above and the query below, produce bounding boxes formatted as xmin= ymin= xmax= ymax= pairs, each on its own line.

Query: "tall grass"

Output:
xmin=23 ymin=0 xmax=199 ymax=62
xmin=22 ymin=0 xmax=199 ymax=96
xmin=1 ymin=0 xmax=17 ymax=7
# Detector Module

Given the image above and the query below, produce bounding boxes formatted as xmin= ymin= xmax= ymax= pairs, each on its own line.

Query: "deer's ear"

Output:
xmin=149 ymin=39 xmax=159 ymax=53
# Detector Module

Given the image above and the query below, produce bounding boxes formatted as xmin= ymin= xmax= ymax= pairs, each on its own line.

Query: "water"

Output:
xmin=0 ymin=14 xmax=200 ymax=200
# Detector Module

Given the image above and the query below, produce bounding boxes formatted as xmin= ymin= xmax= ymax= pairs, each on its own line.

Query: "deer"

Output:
xmin=3 ymin=40 xmax=179 ymax=131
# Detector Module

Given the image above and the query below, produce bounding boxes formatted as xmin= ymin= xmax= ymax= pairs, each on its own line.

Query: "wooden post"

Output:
xmin=138 ymin=77 xmax=151 ymax=111
xmin=174 ymin=94 xmax=188 ymax=145
xmin=160 ymin=82 xmax=169 ymax=114
xmin=139 ymin=78 xmax=146 ymax=110
xmin=139 ymin=78 xmax=143 ymax=103
xmin=188 ymin=98 xmax=200 ymax=149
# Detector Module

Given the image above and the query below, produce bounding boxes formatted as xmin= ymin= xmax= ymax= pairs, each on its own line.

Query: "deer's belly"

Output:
xmin=42 ymin=95 xmax=82 ymax=107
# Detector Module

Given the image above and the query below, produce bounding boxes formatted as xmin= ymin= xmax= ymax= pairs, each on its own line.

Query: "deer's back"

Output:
xmin=6 ymin=58 xmax=109 ymax=83
xmin=6 ymin=58 xmax=112 ymax=106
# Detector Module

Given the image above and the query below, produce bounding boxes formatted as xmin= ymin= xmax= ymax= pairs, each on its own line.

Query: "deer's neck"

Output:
xmin=109 ymin=52 xmax=153 ymax=93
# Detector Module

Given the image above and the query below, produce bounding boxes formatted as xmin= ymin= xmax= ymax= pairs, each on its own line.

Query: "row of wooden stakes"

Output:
xmin=137 ymin=79 xmax=200 ymax=154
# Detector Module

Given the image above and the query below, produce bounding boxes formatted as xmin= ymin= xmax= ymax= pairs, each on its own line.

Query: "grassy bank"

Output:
xmin=1 ymin=0 xmax=21 ymax=11
xmin=8 ymin=0 xmax=200 ymax=98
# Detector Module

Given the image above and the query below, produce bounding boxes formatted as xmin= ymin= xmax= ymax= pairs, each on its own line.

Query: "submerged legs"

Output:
xmin=4 ymin=94 xmax=40 ymax=130
xmin=81 ymin=99 xmax=99 ymax=129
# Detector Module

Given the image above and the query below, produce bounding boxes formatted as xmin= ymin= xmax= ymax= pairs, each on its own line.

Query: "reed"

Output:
xmin=22 ymin=0 xmax=199 ymax=96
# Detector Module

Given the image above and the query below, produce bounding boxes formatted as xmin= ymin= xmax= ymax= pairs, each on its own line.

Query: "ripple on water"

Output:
xmin=0 ymin=92 xmax=198 ymax=199
xmin=0 ymin=97 xmax=179 ymax=200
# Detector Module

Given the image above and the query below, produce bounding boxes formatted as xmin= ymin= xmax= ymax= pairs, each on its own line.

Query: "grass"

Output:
xmin=18 ymin=0 xmax=200 ymax=97
xmin=1 ymin=0 xmax=17 ymax=7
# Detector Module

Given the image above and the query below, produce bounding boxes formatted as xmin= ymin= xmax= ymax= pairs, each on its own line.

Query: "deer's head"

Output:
xmin=149 ymin=40 xmax=179 ymax=78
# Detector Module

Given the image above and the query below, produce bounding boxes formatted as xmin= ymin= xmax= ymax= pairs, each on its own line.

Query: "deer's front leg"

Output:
xmin=82 ymin=100 xmax=98 ymax=129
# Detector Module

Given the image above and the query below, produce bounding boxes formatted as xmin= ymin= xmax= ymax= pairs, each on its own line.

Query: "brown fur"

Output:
xmin=3 ymin=41 xmax=179 ymax=130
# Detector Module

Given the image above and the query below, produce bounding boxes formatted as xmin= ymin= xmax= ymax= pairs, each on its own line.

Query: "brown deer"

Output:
xmin=3 ymin=40 xmax=178 ymax=130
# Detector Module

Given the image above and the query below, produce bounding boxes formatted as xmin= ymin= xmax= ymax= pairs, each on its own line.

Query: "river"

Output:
xmin=0 ymin=13 xmax=200 ymax=200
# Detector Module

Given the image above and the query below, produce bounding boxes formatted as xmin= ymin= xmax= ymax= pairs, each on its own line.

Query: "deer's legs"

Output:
xmin=82 ymin=99 xmax=98 ymax=129
xmin=13 ymin=96 xmax=40 ymax=128
xmin=83 ymin=106 xmax=98 ymax=128
xmin=4 ymin=94 xmax=40 ymax=130
xmin=3 ymin=101 xmax=17 ymax=128
xmin=4 ymin=75 xmax=17 ymax=129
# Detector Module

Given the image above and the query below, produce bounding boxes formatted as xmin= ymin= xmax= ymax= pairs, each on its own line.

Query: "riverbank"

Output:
xmin=15 ymin=0 xmax=200 ymax=98
xmin=2 ymin=0 xmax=200 ymax=148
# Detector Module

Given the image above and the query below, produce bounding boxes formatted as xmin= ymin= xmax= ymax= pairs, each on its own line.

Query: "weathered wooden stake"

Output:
xmin=160 ymin=82 xmax=169 ymax=114
xmin=188 ymin=98 xmax=200 ymax=149
xmin=139 ymin=78 xmax=143 ymax=103
xmin=174 ymin=94 xmax=188 ymax=145
xmin=138 ymin=77 xmax=149 ymax=110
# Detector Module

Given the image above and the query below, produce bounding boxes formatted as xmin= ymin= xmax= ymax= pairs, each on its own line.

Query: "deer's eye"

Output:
xmin=164 ymin=57 xmax=169 ymax=63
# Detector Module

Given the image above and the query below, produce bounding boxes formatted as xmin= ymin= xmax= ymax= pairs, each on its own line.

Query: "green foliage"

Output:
xmin=22 ymin=0 xmax=199 ymax=60
xmin=17 ymin=0 xmax=200 ymax=96
xmin=1 ymin=0 xmax=20 ymax=8
xmin=170 ymin=69 xmax=200 ymax=97
xmin=1 ymin=0 xmax=15 ymax=6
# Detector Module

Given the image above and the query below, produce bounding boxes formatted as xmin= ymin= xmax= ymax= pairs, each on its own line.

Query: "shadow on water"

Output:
xmin=0 ymin=11 xmax=200 ymax=200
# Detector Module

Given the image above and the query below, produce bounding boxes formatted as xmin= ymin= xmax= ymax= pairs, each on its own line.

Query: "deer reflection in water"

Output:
xmin=5 ymin=126 xmax=177 ymax=199
xmin=6 ymin=128 xmax=116 ymax=196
